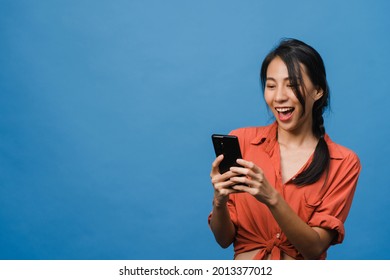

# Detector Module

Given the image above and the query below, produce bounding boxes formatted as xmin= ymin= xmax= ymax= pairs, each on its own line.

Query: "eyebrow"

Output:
xmin=266 ymin=77 xmax=290 ymax=82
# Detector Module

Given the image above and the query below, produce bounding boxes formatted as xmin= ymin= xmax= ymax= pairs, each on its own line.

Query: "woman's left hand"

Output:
xmin=229 ymin=159 xmax=278 ymax=206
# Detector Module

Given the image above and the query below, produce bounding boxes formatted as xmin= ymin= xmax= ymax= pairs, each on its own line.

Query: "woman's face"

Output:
xmin=264 ymin=56 xmax=322 ymax=136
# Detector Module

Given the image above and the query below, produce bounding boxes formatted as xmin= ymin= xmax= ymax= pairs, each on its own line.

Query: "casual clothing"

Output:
xmin=209 ymin=122 xmax=361 ymax=259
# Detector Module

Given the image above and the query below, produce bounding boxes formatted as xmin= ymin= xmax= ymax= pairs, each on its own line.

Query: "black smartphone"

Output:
xmin=212 ymin=134 xmax=243 ymax=174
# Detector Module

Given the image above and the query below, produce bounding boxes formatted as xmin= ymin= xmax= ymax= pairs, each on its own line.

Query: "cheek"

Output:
xmin=263 ymin=91 xmax=273 ymax=108
xmin=303 ymin=97 xmax=316 ymax=113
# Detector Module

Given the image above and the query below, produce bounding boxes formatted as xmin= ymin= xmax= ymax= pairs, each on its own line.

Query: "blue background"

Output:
xmin=0 ymin=0 xmax=389 ymax=260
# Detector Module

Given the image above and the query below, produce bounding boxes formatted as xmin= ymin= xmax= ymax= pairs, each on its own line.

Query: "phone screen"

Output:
xmin=212 ymin=134 xmax=243 ymax=174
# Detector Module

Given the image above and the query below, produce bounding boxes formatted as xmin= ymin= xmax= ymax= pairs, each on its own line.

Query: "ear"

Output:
xmin=313 ymin=88 xmax=323 ymax=101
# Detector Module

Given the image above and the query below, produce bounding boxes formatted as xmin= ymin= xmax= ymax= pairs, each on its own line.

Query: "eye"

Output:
xmin=287 ymin=83 xmax=300 ymax=89
xmin=266 ymin=83 xmax=276 ymax=89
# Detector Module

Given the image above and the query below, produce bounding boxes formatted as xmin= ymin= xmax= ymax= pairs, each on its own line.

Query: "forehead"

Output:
xmin=266 ymin=56 xmax=310 ymax=82
xmin=266 ymin=57 xmax=289 ymax=78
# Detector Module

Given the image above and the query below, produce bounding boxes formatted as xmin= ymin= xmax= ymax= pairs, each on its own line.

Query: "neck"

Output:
xmin=277 ymin=123 xmax=318 ymax=149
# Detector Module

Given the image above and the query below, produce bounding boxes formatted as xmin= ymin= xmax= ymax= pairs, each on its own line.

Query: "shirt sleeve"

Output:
xmin=307 ymin=152 xmax=361 ymax=244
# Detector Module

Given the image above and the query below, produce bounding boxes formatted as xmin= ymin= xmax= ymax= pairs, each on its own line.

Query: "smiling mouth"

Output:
xmin=275 ymin=107 xmax=295 ymax=121
xmin=276 ymin=107 xmax=295 ymax=114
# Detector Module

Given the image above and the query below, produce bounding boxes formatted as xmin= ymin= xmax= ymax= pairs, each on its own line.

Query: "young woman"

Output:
xmin=209 ymin=38 xmax=361 ymax=260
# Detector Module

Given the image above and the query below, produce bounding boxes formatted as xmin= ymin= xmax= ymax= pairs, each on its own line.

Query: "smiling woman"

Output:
xmin=208 ymin=38 xmax=361 ymax=260
xmin=261 ymin=40 xmax=330 ymax=186
xmin=264 ymin=56 xmax=324 ymax=184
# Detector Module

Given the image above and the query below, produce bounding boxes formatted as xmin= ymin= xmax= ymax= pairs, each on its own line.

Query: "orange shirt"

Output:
xmin=209 ymin=122 xmax=361 ymax=259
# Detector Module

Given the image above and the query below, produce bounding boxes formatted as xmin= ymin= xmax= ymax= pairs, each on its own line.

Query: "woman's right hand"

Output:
xmin=210 ymin=155 xmax=240 ymax=207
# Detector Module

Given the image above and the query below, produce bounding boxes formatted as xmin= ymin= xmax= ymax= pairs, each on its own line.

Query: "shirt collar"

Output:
xmin=324 ymin=134 xmax=344 ymax=160
xmin=250 ymin=121 xmax=345 ymax=160
xmin=250 ymin=122 xmax=278 ymax=145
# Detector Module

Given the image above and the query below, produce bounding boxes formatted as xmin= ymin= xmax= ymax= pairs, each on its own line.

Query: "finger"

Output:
xmin=214 ymin=180 xmax=235 ymax=190
xmin=210 ymin=154 xmax=224 ymax=177
xmin=219 ymin=185 xmax=244 ymax=195
xmin=236 ymin=159 xmax=263 ymax=173
xmin=229 ymin=166 xmax=259 ymax=181
xmin=229 ymin=166 xmax=251 ymax=176
xmin=212 ymin=171 xmax=241 ymax=189
xmin=231 ymin=184 xmax=252 ymax=193
xmin=229 ymin=175 xmax=251 ymax=186
xmin=220 ymin=170 xmax=240 ymax=181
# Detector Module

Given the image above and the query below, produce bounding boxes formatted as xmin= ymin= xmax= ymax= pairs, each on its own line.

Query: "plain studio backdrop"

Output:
xmin=0 ymin=0 xmax=389 ymax=260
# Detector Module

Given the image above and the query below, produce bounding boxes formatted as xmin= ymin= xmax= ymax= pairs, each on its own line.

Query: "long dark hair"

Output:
xmin=260 ymin=38 xmax=330 ymax=186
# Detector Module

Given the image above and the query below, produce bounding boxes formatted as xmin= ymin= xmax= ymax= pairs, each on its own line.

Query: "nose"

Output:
xmin=274 ymin=86 xmax=288 ymax=103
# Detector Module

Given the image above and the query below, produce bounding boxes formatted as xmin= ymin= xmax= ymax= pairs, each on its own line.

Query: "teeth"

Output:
xmin=276 ymin=107 xmax=293 ymax=113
